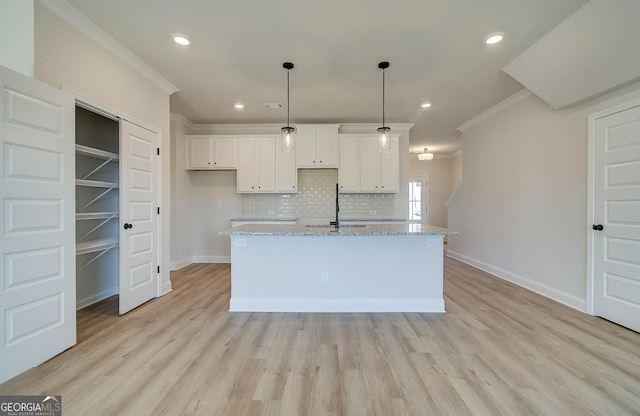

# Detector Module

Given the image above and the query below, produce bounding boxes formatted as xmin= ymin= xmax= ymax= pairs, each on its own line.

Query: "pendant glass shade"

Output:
xmin=281 ymin=62 xmax=295 ymax=152
xmin=378 ymin=127 xmax=392 ymax=153
xmin=281 ymin=126 xmax=296 ymax=153
xmin=377 ymin=61 xmax=391 ymax=153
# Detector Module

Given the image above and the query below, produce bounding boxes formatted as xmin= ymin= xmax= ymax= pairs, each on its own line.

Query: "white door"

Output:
xmin=591 ymin=103 xmax=640 ymax=332
xmin=0 ymin=66 xmax=76 ymax=383
xmin=409 ymin=176 xmax=429 ymax=224
xmin=119 ymin=120 xmax=159 ymax=314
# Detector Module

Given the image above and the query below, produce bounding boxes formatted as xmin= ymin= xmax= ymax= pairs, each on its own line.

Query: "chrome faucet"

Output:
xmin=330 ymin=183 xmax=339 ymax=228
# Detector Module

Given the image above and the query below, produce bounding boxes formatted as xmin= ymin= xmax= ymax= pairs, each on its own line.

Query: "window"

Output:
xmin=409 ymin=181 xmax=421 ymax=221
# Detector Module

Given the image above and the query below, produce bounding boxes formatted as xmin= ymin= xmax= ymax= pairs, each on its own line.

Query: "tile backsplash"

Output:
xmin=241 ymin=169 xmax=395 ymax=218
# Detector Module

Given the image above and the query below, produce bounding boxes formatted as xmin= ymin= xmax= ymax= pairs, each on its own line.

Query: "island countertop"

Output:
xmin=218 ymin=223 xmax=458 ymax=237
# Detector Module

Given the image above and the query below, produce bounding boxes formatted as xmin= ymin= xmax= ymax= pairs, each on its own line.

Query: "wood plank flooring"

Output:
xmin=1 ymin=257 xmax=639 ymax=415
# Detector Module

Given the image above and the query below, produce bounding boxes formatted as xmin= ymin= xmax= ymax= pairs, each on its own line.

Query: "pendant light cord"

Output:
xmin=382 ymin=68 xmax=385 ymax=127
xmin=287 ymin=69 xmax=290 ymax=128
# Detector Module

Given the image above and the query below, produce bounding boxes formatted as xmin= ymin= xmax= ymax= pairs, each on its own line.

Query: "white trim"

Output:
xmin=193 ymin=255 xmax=231 ymax=264
xmin=457 ymin=89 xmax=532 ymax=132
xmin=586 ymin=97 xmax=640 ymax=315
xmin=446 ymin=250 xmax=586 ymax=312
xmin=170 ymin=257 xmax=193 ymax=271
xmin=170 ymin=113 xmax=196 ymax=130
xmin=76 ymin=288 xmax=117 ymax=310
xmin=445 ymin=179 xmax=462 ymax=207
xmin=229 ymin=298 xmax=445 ymax=313
xmin=37 ymin=0 xmax=179 ymax=95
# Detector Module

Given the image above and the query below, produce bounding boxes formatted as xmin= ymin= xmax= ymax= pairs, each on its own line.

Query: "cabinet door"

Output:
xmin=255 ymin=138 xmax=276 ymax=192
xmin=339 ymin=136 xmax=359 ymax=192
xmin=277 ymin=137 xmax=297 ymax=192
xmin=214 ymin=138 xmax=237 ymax=168
xmin=237 ymin=139 xmax=255 ymax=192
xmin=379 ymin=136 xmax=399 ymax=193
xmin=359 ymin=137 xmax=380 ymax=192
xmin=316 ymin=126 xmax=338 ymax=167
xmin=189 ymin=137 xmax=213 ymax=169
xmin=296 ymin=126 xmax=317 ymax=167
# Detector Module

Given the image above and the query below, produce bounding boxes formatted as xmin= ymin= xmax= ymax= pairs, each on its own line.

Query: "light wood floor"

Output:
xmin=1 ymin=257 xmax=639 ymax=415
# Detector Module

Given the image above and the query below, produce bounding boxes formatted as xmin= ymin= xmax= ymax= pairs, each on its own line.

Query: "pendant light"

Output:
xmin=281 ymin=62 xmax=296 ymax=152
xmin=377 ymin=61 xmax=391 ymax=153
xmin=418 ymin=148 xmax=434 ymax=161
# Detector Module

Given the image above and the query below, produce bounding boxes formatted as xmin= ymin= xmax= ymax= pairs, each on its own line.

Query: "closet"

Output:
xmin=74 ymin=105 xmax=160 ymax=314
xmin=75 ymin=106 xmax=120 ymax=309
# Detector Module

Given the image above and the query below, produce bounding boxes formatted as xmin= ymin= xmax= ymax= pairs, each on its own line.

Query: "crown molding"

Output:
xmin=457 ymin=88 xmax=532 ymax=132
xmin=170 ymin=113 xmax=196 ymax=130
xmin=38 ymin=0 xmax=179 ymax=95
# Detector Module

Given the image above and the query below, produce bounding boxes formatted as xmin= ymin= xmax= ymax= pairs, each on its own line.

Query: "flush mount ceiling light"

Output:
xmin=172 ymin=33 xmax=191 ymax=46
xmin=418 ymin=148 xmax=434 ymax=161
xmin=281 ymin=62 xmax=296 ymax=153
xmin=377 ymin=61 xmax=392 ymax=153
xmin=234 ymin=103 xmax=245 ymax=109
xmin=485 ymin=32 xmax=505 ymax=45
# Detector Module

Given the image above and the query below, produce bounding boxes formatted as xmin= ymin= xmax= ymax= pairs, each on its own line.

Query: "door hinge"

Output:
xmin=157 ymin=147 xmax=160 ymax=156
xmin=157 ymin=207 xmax=160 ymax=215
xmin=157 ymin=266 xmax=160 ymax=273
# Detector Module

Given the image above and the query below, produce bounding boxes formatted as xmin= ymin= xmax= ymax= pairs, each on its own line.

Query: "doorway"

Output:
xmin=409 ymin=176 xmax=429 ymax=224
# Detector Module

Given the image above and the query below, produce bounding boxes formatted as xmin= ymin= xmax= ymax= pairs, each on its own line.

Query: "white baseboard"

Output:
xmin=193 ymin=255 xmax=230 ymax=264
xmin=76 ymin=288 xmax=117 ymax=310
xmin=170 ymin=256 xmax=193 ymax=271
xmin=230 ymin=298 xmax=445 ymax=313
xmin=446 ymin=250 xmax=586 ymax=312
xmin=161 ymin=281 xmax=173 ymax=296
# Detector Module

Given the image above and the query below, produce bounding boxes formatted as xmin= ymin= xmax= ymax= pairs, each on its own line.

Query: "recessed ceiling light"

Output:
xmin=485 ymin=32 xmax=505 ymax=45
xmin=234 ymin=103 xmax=245 ymax=109
xmin=172 ymin=34 xmax=191 ymax=46
xmin=421 ymin=102 xmax=432 ymax=108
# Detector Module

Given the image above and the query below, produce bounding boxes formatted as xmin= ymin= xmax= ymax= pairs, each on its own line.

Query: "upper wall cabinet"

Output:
xmin=338 ymin=134 xmax=399 ymax=194
xmin=185 ymin=135 xmax=237 ymax=170
xmin=296 ymin=125 xmax=339 ymax=168
xmin=237 ymin=137 xmax=277 ymax=193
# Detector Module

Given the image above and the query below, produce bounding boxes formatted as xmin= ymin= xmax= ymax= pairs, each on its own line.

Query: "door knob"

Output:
xmin=124 ymin=223 xmax=133 ymax=230
xmin=592 ymin=224 xmax=603 ymax=231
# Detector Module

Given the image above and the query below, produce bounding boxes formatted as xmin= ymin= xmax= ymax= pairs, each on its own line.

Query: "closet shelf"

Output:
xmin=76 ymin=179 xmax=119 ymax=189
xmin=76 ymin=212 xmax=119 ymax=220
xmin=76 ymin=238 xmax=118 ymax=255
xmin=75 ymin=144 xmax=119 ymax=161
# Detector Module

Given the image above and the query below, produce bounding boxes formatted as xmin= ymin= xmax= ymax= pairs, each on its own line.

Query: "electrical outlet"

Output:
xmin=181 ymin=245 xmax=187 ymax=254
xmin=370 ymin=210 xmax=377 ymax=215
xmin=267 ymin=210 xmax=275 ymax=215
xmin=235 ymin=238 xmax=247 ymax=247
xmin=216 ymin=200 xmax=222 ymax=208
xmin=321 ymin=272 xmax=329 ymax=283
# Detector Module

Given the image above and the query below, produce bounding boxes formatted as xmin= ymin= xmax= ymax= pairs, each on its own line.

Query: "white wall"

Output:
xmin=447 ymin=81 xmax=640 ymax=311
xmin=409 ymin=155 xmax=452 ymax=228
xmin=0 ymin=0 xmax=34 ymax=76
xmin=34 ymin=3 xmax=173 ymax=294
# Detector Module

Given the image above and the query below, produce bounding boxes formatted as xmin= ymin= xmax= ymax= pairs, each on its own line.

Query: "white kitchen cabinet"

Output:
xmin=186 ymin=136 xmax=237 ymax=169
xmin=338 ymin=134 xmax=399 ymax=193
xmin=296 ymin=124 xmax=339 ymax=168
xmin=237 ymin=137 xmax=276 ymax=192
xmin=276 ymin=136 xmax=298 ymax=193
xmin=338 ymin=136 xmax=359 ymax=192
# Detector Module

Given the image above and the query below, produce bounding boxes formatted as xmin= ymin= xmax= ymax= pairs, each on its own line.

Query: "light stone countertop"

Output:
xmin=218 ymin=223 xmax=458 ymax=237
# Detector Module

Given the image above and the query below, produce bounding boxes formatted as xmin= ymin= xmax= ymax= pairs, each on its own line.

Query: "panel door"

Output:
xmin=189 ymin=137 xmax=212 ymax=169
xmin=379 ymin=136 xmax=399 ymax=193
xmin=255 ymin=137 xmax=276 ymax=192
xmin=0 ymin=65 xmax=76 ymax=383
xmin=359 ymin=137 xmax=380 ymax=192
xmin=316 ymin=125 xmax=338 ymax=167
xmin=236 ymin=138 xmax=255 ymax=192
xmin=119 ymin=120 xmax=158 ymax=314
xmin=295 ymin=126 xmax=317 ymax=167
xmin=339 ymin=136 xmax=359 ymax=192
xmin=214 ymin=138 xmax=237 ymax=168
xmin=277 ymin=136 xmax=297 ymax=192
xmin=593 ymin=104 xmax=640 ymax=332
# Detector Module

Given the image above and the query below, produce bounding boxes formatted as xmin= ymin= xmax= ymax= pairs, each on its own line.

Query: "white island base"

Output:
xmin=227 ymin=231 xmax=447 ymax=313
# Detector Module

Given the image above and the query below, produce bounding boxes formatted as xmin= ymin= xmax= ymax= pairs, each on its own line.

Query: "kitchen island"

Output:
xmin=218 ymin=223 xmax=458 ymax=312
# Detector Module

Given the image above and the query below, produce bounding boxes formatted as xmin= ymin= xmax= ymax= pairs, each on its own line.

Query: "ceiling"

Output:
xmin=63 ymin=0 xmax=589 ymax=155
